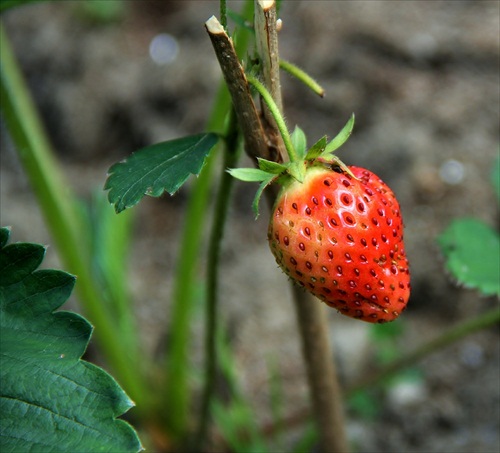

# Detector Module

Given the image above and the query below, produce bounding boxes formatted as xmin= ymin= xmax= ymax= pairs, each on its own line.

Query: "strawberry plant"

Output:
xmin=2 ymin=1 xmax=499 ymax=452
xmin=230 ymin=112 xmax=411 ymax=322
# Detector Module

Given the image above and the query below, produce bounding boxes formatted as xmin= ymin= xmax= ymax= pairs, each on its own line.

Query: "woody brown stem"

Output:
xmin=262 ymin=306 xmax=500 ymax=438
xmin=254 ymin=0 xmax=287 ymax=162
xmin=255 ymin=0 xmax=283 ymax=113
xmin=205 ymin=16 xmax=271 ymax=162
xmin=292 ymin=289 xmax=349 ymax=452
xmin=255 ymin=2 xmax=349 ymax=452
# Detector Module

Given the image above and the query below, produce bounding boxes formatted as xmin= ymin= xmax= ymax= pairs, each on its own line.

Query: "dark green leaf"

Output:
xmin=323 ymin=113 xmax=355 ymax=155
xmin=437 ymin=218 xmax=500 ymax=296
xmin=0 ymin=242 xmax=45 ymax=287
xmin=105 ymin=133 xmax=219 ymax=213
xmin=0 ymin=229 xmax=142 ymax=453
xmin=0 ymin=227 xmax=9 ymax=248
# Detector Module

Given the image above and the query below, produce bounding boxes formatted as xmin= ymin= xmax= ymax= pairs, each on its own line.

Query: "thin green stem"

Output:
xmin=0 ymin=22 xmax=148 ymax=407
xmin=279 ymin=59 xmax=325 ymax=97
xmin=162 ymin=113 xmax=222 ymax=438
xmin=220 ymin=0 xmax=227 ymax=29
xmin=261 ymin=305 xmax=500 ymax=437
xmin=253 ymin=3 xmax=348 ymax=451
xmin=162 ymin=0 xmax=254 ymax=440
xmin=246 ymin=74 xmax=297 ymax=162
xmin=348 ymin=306 xmax=500 ymax=395
xmin=193 ymin=109 xmax=240 ymax=452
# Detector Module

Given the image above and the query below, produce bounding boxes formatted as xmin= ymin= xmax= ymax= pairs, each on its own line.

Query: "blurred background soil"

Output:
xmin=1 ymin=1 xmax=499 ymax=452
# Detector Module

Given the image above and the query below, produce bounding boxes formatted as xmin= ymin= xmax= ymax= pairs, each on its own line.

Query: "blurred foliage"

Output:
xmin=438 ymin=156 xmax=500 ymax=297
xmin=492 ymin=153 xmax=500 ymax=201
xmin=0 ymin=0 xmax=42 ymax=14
xmin=348 ymin=321 xmax=423 ymax=421
xmin=74 ymin=0 xmax=126 ymax=24
xmin=438 ymin=218 xmax=500 ymax=296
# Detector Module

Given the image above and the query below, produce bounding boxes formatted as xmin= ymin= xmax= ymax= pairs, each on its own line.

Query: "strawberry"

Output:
xmin=229 ymin=113 xmax=410 ymax=323
xmin=267 ymin=165 xmax=410 ymax=323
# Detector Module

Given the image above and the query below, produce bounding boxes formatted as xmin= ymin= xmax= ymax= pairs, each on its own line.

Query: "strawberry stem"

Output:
xmin=246 ymin=74 xmax=298 ymax=163
xmin=279 ymin=59 xmax=325 ymax=97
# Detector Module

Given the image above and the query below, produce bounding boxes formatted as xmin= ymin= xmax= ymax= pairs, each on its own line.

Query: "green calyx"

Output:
xmin=228 ymin=75 xmax=356 ymax=217
xmin=228 ymin=113 xmax=356 ymax=217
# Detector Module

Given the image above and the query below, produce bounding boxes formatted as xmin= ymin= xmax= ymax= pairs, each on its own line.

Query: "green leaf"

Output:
xmin=323 ymin=113 xmax=355 ymax=155
xmin=257 ymin=157 xmax=287 ymax=175
xmin=227 ymin=168 xmax=276 ymax=216
xmin=105 ymin=133 xmax=219 ymax=213
xmin=305 ymin=136 xmax=328 ymax=161
xmin=0 ymin=227 xmax=9 ymax=248
xmin=291 ymin=126 xmax=307 ymax=159
xmin=0 ymin=227 xmax=142 ymax=453
xmin=228 ymin=167 xmax=273 ymax=182
xmin=437 ymin=218 xmax=500 ymax=296
xmin=0 ymin=241 xmax=45 ymax=287
xmin=252 ymin=175 xmax=276 ymax=218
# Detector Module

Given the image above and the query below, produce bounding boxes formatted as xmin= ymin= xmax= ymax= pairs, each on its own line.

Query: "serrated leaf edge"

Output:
xmin=0 ymin=230 xmax=143 ymax=452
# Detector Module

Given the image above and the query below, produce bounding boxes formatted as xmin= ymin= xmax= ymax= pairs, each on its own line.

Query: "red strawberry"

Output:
xmin=228 ymin=112 xmax=410 ymax=322
xmin=267 ymin=165 xmax=410 ymax=323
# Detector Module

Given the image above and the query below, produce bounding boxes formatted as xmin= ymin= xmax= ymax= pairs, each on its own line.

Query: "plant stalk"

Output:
xmin=163 ymin=1 xmax=255 ymax=440
xmin=291 ymin=289 xmax=349 ymax=452
xmin=205 ymin=16 xmax=270 ymax=163
xmin=254 ymin=2 xmax=349 ymax=451
xmin=255 ymin=0 xmax=283 ymax=112
xmin=254 ymin=0 xmax=287 ymax=163
xmin=348 ymin=306 xmax=500 ymax=394
xmin=207 ymin=2 xmax=350 ymax=450
xmin=261 ymin=305 xmax=500 ymax=437
xmin=246 ymin=74 xmax=297 ymax=163
xmin=193 ymin=109 xmax=240 ymax=451
xmin=0 ymin=21 xmax=148 ymax=408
